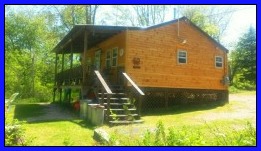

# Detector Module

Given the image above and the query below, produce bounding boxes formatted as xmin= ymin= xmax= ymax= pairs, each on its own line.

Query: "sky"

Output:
xmin=7 ymin=5 xmax=256 ymax=51
xmin=220 ymin=5 xmax=256 ymax=50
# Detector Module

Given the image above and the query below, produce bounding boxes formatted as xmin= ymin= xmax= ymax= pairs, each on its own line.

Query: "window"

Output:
xmin=178 ymin=50 xmax=187 ymax=64
xmin=215 ymin=56 xmax=223 ymax=68
xmin=112 ymin=47 xmax=118 ymax=67
xmin=106 ymin=50 xmax=111 ymax=68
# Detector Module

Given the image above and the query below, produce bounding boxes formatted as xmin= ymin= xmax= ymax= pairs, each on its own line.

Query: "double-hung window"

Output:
xmin=106 ymin=50 xmax=111 ymax=68
xmin=112 ymin=47 xmax=118 ymax=67
xmin=178 ymin=50 xmax=187 ymax=64
xmin=215 ymin=56 xmax=223 ymax=68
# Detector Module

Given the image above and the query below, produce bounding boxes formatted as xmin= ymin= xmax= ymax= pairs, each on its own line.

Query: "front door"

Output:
xmin=94 ymin=49 xmax=101 ymax=70
xmin=117 ymin=66 xmax=125 ymax=85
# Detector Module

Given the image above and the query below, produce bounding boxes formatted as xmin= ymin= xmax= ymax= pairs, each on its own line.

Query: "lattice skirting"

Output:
xmin=130 ymin=87 xmax=228 ymax=109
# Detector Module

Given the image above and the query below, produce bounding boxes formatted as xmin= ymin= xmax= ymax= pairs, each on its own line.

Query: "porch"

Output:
xmin=53 ymin=64 xmax=144 ymax=125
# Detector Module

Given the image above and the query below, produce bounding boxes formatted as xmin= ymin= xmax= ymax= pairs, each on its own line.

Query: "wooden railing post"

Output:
xmin=138 ymin=95 xmax=143 ymax=116
xmin=106 ymin=94 xmax=111 ymax=121
xmin=101 ymin=88 xmax=104 ymax=105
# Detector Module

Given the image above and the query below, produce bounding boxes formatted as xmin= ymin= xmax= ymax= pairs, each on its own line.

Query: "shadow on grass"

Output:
xmin=142 ymin=102 xmax=225 ymax=116
xmin=13 ymin=103 xmax=96 ymax=130
xmin=13 ymin=104 xmax=46 ymax=120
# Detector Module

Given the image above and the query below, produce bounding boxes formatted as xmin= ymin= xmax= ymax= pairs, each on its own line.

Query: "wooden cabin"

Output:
xmin=53 ymin=17 xmax=229 ymax=124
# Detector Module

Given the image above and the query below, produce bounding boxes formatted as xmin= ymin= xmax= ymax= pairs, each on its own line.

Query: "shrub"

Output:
xmin=229 ymin=86 xmax=239 ymax=93
xmin=103 ymin=121 xmax=256 ymax=146
xmin=34 ymin=83 xmax=52 ymax=102
xmin=210 ymin=122 xmax=256 ymax=146
xmin=5 ymin=119 xmax=32 ymax=146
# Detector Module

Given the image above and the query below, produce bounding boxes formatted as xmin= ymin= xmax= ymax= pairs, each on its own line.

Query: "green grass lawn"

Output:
xmin=5 ymin=90 xmax=256 ymax=146
xmin=5 ymin=104 xmax=97 ymax=146
xmin=24 ymin=120 xmax=96 ymax=146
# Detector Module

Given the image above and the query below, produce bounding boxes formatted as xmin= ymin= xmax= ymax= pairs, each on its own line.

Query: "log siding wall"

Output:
xmin=125 ymin=21 xmax=228 ymax=90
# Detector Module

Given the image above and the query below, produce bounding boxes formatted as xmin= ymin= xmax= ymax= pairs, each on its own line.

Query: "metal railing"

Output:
xmin=122 ymin=72 xmax=145 ymax=115
xmin=94 ymin=70 xmax=113 ymax=121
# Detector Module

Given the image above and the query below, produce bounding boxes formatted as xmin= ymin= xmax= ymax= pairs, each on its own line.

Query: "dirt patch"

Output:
xmin=27 ymin=103 xmax=78 ymax=122
xmin=196 ymin=94 xmax=256 ymax=124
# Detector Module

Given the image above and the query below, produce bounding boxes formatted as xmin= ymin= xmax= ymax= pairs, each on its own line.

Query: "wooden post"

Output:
xmin=61 ymin=52 xmax=65 ymax=84
xmin=138 ymin=95 xmax=143 ymax=116
xmin=101 ymin=88 xmax=104 ymax=105
xmin=70 ymin=43 xmax=73 ymax=84
xmin=53 ymin=53 xmax=58 ymax=102
xmin=164 ymin=91 xmax=169 ymax=108
xmin=81 ymin=30 xmax=88 ymax=99
xmin=68 ymin=89 xmax=72 ymax=103
xmin=68 ymin=44 xmax=73 ymax=103
xmin=106 ymin=94 xmax=111 ymax=122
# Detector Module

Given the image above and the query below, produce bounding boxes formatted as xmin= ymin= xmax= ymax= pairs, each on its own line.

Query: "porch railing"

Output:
xmin=55 ymin=65 xmax=83 ymax=86
xmin=94 ymin=70 xmax=113 ymax=121
xmin=122 ymin=72 xmax=145 ymax=115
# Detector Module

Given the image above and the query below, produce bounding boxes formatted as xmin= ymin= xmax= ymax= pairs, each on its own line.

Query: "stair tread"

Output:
xmin=98 ymin=93 xmax=125 ymax=95
xmin=109 ymin=120 xmax=144 ymax=124
xmin=104 ymin=108 xmax=136 ymax=111
xmin=104 ymin=103 xmax=132 ymax=105
xmin=98 ymin=97 xmax=129 ymax=100
xmin=109 ymin=114 xmax=139 ymax=117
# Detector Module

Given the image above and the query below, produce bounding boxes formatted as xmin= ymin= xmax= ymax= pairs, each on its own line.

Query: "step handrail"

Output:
xmin=94 ymin=70 xmax=112 ymax=122
xmin=94 ymin=70 xmax=112 ymax=94
xmin=122 ymin=73 xmax=145 ymax=95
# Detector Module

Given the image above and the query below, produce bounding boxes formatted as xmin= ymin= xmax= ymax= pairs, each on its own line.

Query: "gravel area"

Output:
xmin=196 ymin=93 xmax=256 ymax=124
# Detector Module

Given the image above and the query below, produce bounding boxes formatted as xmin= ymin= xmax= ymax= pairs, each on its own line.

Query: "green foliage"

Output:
xmin=63 ymin=137 xmax=74 ymax=146
xmin=233 ymin=80 xmax=256 ymax=90
xmin=139 ymin=124 xmax=203 ymax=146
xmin=5 ymin=6 xmax=100 ymax=102
xmin=34 ymin=82 xmax=53 ymax=102
xmin=229 ymin=26 xmax=256 ymax=88
xmin=107 ymin=132 xmax=120 ymax=146
xmin=229 ymin=86 xmax=240 ymax=93
xmin=110 ymin=110 xmax=118 ymax=121
xmin=182 ymin=6 xmax=219 ymax=38
xmin=180 ymin=5 xmax=233 ymax=41
xmin=103 ymin=121 xmax=256 ymax=146
xmin=5 ymin=119 xmax=33 ymax=146
xmin=5 ymin=8 xmax=57 ymax=101
xmin=141 ymin=130 xmax=154 ymax=146
xmin=209 ymin=122 xmax=256 ymax=146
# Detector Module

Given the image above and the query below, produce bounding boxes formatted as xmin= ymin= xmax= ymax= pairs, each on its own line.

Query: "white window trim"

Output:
xmin=177 ymin=50 xmax=187 ymax=64
xmin=215 ymin=56 xmax=223 ymax=68
xmin=106 ymin=49 xmax=111 ymax=68
xmin=112 ymin=47 xmax=118 ymax=67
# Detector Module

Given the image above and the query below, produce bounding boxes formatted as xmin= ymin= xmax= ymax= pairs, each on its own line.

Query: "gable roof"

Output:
xmin=53 ymin=17 xmax=228 ymax=54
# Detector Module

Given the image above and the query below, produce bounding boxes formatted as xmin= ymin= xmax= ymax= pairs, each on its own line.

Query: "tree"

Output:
xmin=98 ymin=5 xmax=169 ymax=27
xmin=132 ymin=5 xmax=169 ymax=26
xmin=230 ymin=26 xmax=256 ymax=87
xmin=179 ymin=5 xmax=234 ymax=42
xmin=5 ymin=8 xmax=56 ymax=100
xmin=99 ymin=5 xmax=136 ymax=26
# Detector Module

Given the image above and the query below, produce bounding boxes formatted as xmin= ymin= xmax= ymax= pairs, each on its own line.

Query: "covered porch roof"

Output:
xmin=52 ymin=25 xmax=141 ymax=54
xmin=52 ymin=17 xmax=229 ymax=54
